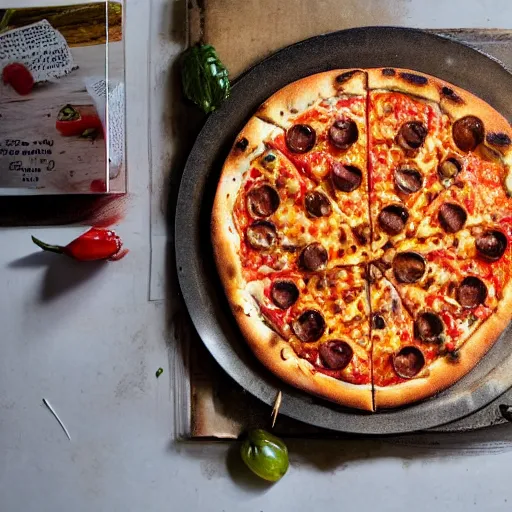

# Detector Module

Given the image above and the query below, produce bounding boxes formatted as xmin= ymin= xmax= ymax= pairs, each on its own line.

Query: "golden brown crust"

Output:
xmin=257 ymin=69 xmax=367 ymax=127
xmin=375 ymin=279 xmax=512 ymax=409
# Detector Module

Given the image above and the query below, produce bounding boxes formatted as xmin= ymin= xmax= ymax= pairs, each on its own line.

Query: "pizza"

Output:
xmin=211 ymin=68 xmax=512 ymax=411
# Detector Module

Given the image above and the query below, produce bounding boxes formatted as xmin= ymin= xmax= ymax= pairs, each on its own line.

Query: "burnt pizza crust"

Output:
xmin=374 ymin=279 xmax=512 ymax=408
xmin=367 ymin=67 xmax=441 ymax=103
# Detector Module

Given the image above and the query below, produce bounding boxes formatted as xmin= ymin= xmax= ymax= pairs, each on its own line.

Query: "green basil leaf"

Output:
xmin=181 ymin=44 xmax=230 ymax=114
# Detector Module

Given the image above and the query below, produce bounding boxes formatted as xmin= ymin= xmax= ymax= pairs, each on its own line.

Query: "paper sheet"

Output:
xmin=0 ymin=20 xmax=75 ymax=83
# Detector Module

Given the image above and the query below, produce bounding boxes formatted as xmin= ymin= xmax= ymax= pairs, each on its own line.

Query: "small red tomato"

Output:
xmin=445 ymin=341 xmax=455 ymax=352
xmin=2 ymin=63 xmax=34 ymax=95
xmin=56 ymin=104 xmax=103 ymax=137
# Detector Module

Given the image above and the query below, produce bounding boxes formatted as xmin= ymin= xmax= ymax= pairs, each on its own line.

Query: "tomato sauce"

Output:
xmin=259 ymin=304 xmax=288 ymax=330
xmin=439 ymin=310 xmax=461 ymax=339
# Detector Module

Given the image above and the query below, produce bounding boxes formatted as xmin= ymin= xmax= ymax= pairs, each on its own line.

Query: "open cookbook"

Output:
xmin=0 ymin=2 xmax=125 ymax=194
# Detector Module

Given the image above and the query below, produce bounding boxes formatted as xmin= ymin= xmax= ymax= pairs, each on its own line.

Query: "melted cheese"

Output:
xmin=225 ymin=85 xmax=512 ymax=394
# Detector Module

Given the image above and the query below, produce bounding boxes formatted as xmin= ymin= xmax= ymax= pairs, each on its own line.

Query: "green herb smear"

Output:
xmin=181 ymin=44 xmax=230 ymax=114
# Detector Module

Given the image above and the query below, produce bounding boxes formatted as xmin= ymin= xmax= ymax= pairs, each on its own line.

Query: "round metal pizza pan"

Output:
xmin=176 ymin=26 xmax=512 ymax=434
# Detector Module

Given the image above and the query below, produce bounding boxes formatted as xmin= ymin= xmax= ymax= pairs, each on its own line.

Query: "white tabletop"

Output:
xmin=2 ymin=0 xmax=512 ymax=510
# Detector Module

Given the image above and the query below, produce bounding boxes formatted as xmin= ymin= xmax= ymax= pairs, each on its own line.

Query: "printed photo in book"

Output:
xmin=0 ymin=2 xmax=125 ymax=194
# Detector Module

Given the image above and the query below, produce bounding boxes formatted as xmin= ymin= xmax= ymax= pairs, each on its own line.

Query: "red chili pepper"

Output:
xmin=31 ymin=228 xmax=122 ymax=261
xmin=56 ymin=104 xmax=103 ymax=137
xmin=2 ymin=63 xmax=34 ymax=95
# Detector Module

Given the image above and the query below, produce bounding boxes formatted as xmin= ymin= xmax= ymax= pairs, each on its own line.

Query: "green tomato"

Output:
xmin=240 ymin=429 xmax=289 ymax=482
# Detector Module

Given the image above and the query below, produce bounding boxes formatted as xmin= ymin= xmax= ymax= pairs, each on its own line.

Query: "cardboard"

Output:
xmin=188 ymin=0 xmax=512 ymax=78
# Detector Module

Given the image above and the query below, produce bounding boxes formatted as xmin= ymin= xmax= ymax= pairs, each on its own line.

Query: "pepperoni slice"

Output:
xmin=415 ymin=312 xmax=444 ymax=343
xmin=438 ymin=203 xmax=467 ymax=233
xmin=394 ymin=166 xmax=423 ymax=194
xmin=457 ymin=276 xmax=487 ymax=308
xmin=246 ymin=221 xmax=277 ymax=250
xmin=328 ymin=118 xmax=359 ymax=150
xmin=372 ymin=314 xmax=386 ymax=329
xmin=247 ymin=184 xmax=280 ymax=218
xmin=396 ymin=121 xmax=427 ymax=151
xmin=452 ymin=116 xmax=484 ymax=152
xmin=299 ymin=243 xmax=328 ymax=271
xmin=393 ymin=252 xmax=426 ymax=283
xmin=286 ymin=124 xmax=316 ymax=153
xmin=378 ymin=205 xmax=409 ymax=235
xmin=393 ymin=346 xmax=425 ymax=379
xmin=331 ymin=162 xmax=362 ymax=192
xmin=305 ymin=191 xmax=332 ymax=217
xmin=271 ymin=281 xmax=299 ymax=309
xmin=292 ymin=310 xmax=325 ymax=342
xmin=475 ymin=230 xmax=507 ymax=261
xmin=319 ymin=340 xmax=353 ymax=370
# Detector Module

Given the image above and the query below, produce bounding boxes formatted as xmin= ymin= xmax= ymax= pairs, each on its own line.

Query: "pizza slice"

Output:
xmin=213 ymin=73 xmax=373 ymax=284
xmin=235 ymin=266 xmax=373 ymax=410
xmin=366 ymin=68 xmax=448 ymax=253
xmin=257 ymin=69 xmax=372 ymax=256
xmin=217 ymin=120 xmax=371 ymax=281
xmin=374 ymin=236 xmax=512 ymax=406
xmin=403 ymin=73 xmax=512 ymax=240
xmin=370 ymin=269 xmax=439 ymax=408
xmin=366 ymin=68 xmax=512 ymax=254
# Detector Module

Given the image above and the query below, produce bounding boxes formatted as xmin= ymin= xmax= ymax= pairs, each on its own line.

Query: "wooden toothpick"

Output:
xmin=271 ymin=390 xmax=282 ymax=428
